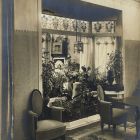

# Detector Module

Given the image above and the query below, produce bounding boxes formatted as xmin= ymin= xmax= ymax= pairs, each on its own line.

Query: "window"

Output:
xmin=95 ymin=37 xmax=116 ymax=74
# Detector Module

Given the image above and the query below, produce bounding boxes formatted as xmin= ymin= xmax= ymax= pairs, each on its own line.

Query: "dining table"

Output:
xmin=119 ymin=96 xmax=140 ymax=139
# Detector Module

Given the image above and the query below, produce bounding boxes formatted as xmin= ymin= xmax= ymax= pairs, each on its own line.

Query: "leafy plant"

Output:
xmin=106 ymin=50 xmax=123 ymax=85
xmin=42 ymin=61 xmax=67 ymax=98
xmin=93 ymin=67 xmax=107 ymax=86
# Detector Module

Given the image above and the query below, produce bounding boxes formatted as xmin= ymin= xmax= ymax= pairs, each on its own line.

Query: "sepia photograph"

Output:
xmin=1 ymin=0 xmax=140 ymax=140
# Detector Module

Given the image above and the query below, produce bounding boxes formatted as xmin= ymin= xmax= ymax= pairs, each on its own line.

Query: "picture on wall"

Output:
xmin=52 ymin=42 xmax=62 ymax=54
xmin=53 ymin=57 xmax=65 ymax=69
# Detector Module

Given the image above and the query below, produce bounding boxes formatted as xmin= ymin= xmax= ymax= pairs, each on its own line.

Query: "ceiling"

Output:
xmin=42 ymin=0 xmax=122 ymax=21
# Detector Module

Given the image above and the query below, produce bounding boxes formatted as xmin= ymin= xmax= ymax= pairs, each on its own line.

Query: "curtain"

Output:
xmin=80 ymin=37 xmax=94 ymax=70
xmin=95 ymin=37 xmax=116 ymax=74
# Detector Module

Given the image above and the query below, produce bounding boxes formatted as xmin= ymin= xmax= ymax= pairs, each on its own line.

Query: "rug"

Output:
xmin=66 ymin=124 xmax=136 ymax=140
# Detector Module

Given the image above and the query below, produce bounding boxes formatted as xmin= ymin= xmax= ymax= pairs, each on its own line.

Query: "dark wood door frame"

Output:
xmin=1 ymin=0 xmax=14 ymax=140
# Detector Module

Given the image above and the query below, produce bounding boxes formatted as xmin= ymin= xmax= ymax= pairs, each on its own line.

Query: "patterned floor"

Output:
xmin=66 ymin=123 xmax=137 ymax=140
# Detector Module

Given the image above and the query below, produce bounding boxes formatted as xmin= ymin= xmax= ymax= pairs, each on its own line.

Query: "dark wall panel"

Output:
xmin=13 ymin=31 xmax=39 ymax=140
xmin=124 ymin=40 xmax=140 ymax=97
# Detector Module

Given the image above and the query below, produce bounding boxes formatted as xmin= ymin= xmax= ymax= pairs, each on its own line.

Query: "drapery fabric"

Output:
xmin=80 ymin=37 xmax=94 ymax=70
xmin=94 ymin=37 xmax=116 ymax=73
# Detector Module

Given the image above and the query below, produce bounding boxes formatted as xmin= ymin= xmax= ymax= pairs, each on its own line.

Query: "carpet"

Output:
xmin=67 ymin=124 xmax=136 ymax=140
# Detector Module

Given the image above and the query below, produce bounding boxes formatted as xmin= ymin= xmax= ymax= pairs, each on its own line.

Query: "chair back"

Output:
xmin=97 ymin=85 xmax=105 ymax=101
xmin=100 ymin=100 xmax=112 ymax=123
xmin=72 ymin=82 xmax=81 ymax=99
xmin=31 ymin=89 xmax=43 ymax=115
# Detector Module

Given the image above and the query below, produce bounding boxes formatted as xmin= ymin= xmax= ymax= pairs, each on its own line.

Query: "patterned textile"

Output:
xmin=66 ymin=124 xmax=136 ymax=140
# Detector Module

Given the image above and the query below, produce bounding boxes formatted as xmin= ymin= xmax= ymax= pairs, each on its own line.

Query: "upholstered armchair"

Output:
xmin=28 ymin=89 xmax=66 ymax=140
xmin=97 ymin=85 xmax=105 ymax=101
xmin=47 ymin=97 xmax=65 ymax=121
xmin=97 ymin=85 xmax=124 ymax=108
xmin=99 ymin=100 xmax=127 ymax=135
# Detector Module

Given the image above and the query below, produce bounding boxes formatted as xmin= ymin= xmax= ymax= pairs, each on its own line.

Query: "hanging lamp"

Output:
xmin=74 ymin=20 xmax=83 ymax=53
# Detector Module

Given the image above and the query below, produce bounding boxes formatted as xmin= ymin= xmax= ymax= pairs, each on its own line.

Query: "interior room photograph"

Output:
xmin=1 ymin=0 xmax=140 ymax=140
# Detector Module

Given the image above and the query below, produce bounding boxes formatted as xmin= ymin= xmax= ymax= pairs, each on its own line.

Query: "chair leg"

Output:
xmin=113 ymin=124 xmax=116 ymax=136
xmin=61 ymin=135 xmax=65 ymax=140
xmin=124 ymin=122 xmax=127 ymax=132
xmin=101 ymin=121 xmax=104 ymax=133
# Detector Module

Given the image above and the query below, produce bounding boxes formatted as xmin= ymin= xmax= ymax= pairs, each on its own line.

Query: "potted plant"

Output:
xmin=106 ymin=50 xmax=123 ymax=86
xmin=42 ymin=61 xmax=55 ymax=98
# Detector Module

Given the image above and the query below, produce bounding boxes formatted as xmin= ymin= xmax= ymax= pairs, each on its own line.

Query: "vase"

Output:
xmin=107 ymin=70 xmax=114 ymax=85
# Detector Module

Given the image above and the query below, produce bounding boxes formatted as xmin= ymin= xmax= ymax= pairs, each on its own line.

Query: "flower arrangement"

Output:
xmin=65 ymin=61 xmax=80 ymax=82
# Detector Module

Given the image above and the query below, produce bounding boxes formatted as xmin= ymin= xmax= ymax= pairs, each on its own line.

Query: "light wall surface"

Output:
xmin=83 ymin=0 xmax=140 ymax=96
xmin=14 ymin=0 xmax=38 ymax=31
xmin=13 ymin=0 xmax=41 ymax=140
